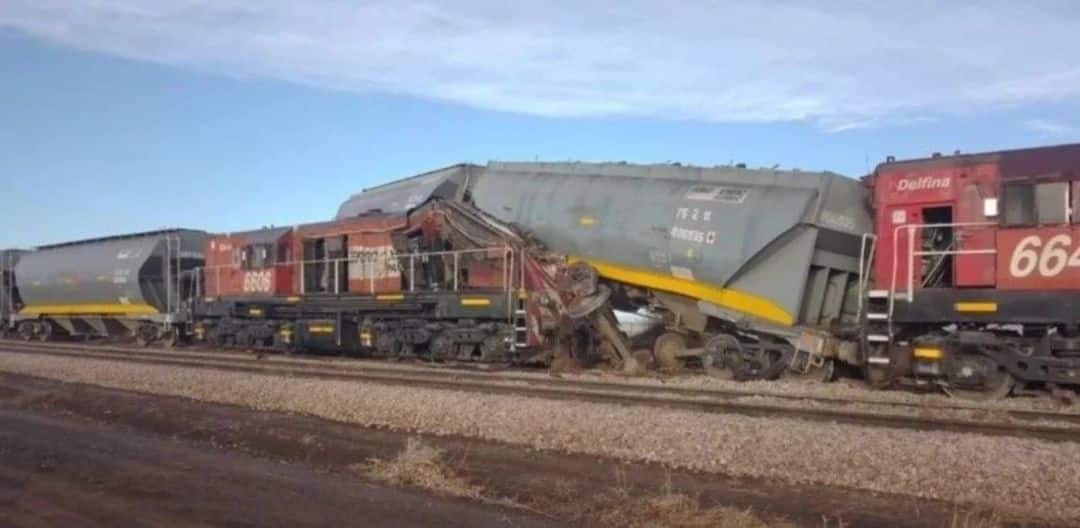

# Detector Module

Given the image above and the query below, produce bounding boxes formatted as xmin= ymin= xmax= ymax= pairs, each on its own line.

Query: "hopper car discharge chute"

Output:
xmin=338 ymin=162 xmax=874 ymax=380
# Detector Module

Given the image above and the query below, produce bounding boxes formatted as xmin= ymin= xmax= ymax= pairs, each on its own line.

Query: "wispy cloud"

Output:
xmin=3 ymin=1 xmax=1080 ymax=130
xmin=1022 ymin=118 xmax=1075 ymax=137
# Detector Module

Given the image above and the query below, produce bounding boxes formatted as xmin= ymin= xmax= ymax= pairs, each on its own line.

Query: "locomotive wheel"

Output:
xmin=944 ymin=372 xmax=1014 ymax=401
xmin=428 ymin=334 xmax=454 ymax=362
xmin=375 ymin=333 xmax=402 ymax=358
xmin=653 ymin=332 xmax=687 ymax=372
xmin=943 ymin=354 xmax=1014 ymax=401
xmin=478 ymin=335 xmax=506 ymax=362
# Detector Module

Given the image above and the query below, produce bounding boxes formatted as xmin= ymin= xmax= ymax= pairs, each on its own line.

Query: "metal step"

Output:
xmin=514 ymin=310 xmax=527 ymax=315
xmin=866 ymin=356 xmax=891 ymax=365
xmin=866 ymin=334 xmax=891 ymax=343
xmin=865 ymin=312 xmax=889 ymax=321
xmin=868 ymin=289 xmax=891 ymax=298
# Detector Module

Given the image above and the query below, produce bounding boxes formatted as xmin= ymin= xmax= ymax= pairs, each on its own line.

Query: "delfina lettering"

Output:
xmin=896 ymin=176 xmax=950 ymax=192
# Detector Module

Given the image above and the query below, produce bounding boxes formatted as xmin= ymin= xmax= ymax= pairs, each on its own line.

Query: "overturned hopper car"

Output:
xmin=338 ymin=162 xmax=873 ymax=379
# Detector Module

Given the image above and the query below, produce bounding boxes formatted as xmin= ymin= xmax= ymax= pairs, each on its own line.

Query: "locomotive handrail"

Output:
xmin=193 ymin=245 xmax=517 ymax=304
xmin=856 ymin=232 xmax=877 ymax=321
xmin=889 ymin=221 xmax=997 ymax=317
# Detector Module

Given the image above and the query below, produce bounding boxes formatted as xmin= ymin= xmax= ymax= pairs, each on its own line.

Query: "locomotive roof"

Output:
xmin=215 ymin=226 xmax=292 ymax=245
xmin=876 ymin=142 xmax=1080 ymax=181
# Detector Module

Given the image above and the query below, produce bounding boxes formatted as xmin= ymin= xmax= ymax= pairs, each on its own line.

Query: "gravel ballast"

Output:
xmin=1 ymin=352 xmax=1077 ymax=522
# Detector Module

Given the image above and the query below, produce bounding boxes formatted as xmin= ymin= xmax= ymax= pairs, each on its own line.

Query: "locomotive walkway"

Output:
xmin=2 ymin=339 xmax=1079 ymax=443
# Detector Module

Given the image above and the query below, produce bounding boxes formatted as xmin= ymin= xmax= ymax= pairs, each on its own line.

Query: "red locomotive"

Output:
xmin=193 ymin=200 xmax=589 ymax=362
xmin=864 ymin=143 xmax=1080 ymax=397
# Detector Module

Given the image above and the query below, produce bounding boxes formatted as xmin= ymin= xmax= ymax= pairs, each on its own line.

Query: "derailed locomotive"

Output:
xmin=190 ymin=199 xmax=611 ymax=363
xmin=3 ymin=142 xmax=1080 ymax=398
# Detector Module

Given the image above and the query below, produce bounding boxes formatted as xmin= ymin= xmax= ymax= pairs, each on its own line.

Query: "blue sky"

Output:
xmin=2 ymin=1 xmax=1080 ymax=248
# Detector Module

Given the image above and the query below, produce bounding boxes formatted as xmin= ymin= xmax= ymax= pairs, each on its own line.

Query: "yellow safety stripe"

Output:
xmin=573 ymin=258 xmax=795 ymax=326
xmin=955 ymin=302 xmax=997 ymax=313
xmin=460 ymin=298 xmax=492 ymax=307
xmin=376 ymin=294 xmax=405 ymax=301
xmin=19 ymin=303 xmax=159 ymax=316
xmin=913 ymin=347 xmax=944 ymax=360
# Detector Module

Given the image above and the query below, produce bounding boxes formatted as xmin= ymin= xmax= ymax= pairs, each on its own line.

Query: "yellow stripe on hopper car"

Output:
xmin=376 ymin=294 xmax=405 ymax=301
xmin=955 ymin=302 xmax=997 ymax=313
xmin=19 ymin=303 xmax=159 ymax=316
xmin=572 ymin=258 xmax=795 ymax=326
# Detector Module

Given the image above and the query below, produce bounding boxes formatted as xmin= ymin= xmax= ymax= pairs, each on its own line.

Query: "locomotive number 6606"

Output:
xmin=242 ymin=271 xmax=273 ymax=293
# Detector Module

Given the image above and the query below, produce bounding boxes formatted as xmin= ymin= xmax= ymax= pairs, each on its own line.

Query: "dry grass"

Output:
xmin=590 ymin=488 xmax=792 ymax=528
xmin=359 ymin=438 xmax=483 ymax=500
xmin=586 ymin=470 xmax=795 ymax=528
xmin=947 ymin=508 xmax=1004 ymax=528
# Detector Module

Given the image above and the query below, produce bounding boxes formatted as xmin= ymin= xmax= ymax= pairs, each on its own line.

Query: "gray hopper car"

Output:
xmin=11 ymin=229 xmax=207 ymax=344
xmin=339 ymin=162 xmax=873 ymax=378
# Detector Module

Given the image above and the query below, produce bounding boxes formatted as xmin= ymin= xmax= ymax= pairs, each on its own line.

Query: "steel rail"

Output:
xmin=2 ymin=337 xmax=1076 ymax=424
xmin=1 ymin=341 xmax=1078 ymax=443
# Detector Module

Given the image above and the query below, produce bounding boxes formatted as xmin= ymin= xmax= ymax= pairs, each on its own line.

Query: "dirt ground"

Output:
xmin=0 ymin=372 xmax=1051 ymax=527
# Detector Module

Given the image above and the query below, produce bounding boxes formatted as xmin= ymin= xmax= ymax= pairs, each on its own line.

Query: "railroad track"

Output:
xmin=2 ymin=339 xmax=1079 ymax=443
xmin=4 ymin=337 xmax=1074 ymax=417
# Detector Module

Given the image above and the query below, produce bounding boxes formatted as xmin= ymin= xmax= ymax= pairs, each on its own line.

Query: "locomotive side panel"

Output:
xmin=997 ymin=226 xmax=1080 ymax=290
xmin=204 ymin=228 xmax=294 ymax=299
xmin=868 ymin=144 xmax=1080 ymax=395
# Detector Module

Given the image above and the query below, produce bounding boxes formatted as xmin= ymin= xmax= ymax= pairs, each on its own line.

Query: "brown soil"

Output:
xmin=0 ymin=372 xmax=1049 ymax=527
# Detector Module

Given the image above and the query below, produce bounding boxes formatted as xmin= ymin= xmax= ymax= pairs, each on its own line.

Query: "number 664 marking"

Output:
xmin=1009 ymin=234 xmax=1080 ymax=278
